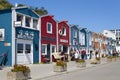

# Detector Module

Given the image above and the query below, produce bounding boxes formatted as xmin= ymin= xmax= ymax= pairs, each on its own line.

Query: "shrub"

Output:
xmin=56 ymin=60 xmax=67 ymax=67
xmin=96 ymin=57 xmax=100 ymax=61
xmin=76 ymin=59 xmax=85 ymax=63
xmin=11 ymin=64 xmax=30 ymax=73
xmin=107 ymin=56 xmax=113 ymax=59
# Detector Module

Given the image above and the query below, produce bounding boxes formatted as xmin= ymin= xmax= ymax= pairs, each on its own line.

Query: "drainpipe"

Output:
xmin=56 ymin=21 xmax=58 ymax=52
xmin=11 ymin=7 xmax=16 ymax=66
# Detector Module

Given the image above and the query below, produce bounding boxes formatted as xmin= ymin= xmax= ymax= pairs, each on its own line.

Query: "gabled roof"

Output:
xmin=0 ymin=6 xmax=40 ymax=18
xmin=13 ymin=6 xmax=40 ymax=18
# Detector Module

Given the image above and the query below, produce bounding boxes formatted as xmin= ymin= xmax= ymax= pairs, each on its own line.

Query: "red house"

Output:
xmin=57 ymin=21 xmax=70 ymax=55
xmin=40 ymin=15 xmax=57 ymax=62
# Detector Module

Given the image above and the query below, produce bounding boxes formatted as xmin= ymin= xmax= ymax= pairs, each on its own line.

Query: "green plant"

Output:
xmin=56 ymin=60 xmax=67 ymax=67
xmin=96 ymin=57 xmax=100 ymax=61
xmin=76 ymin=59 xmax=85 ymax=63
xmin=11 ymin=64 xmax=30 ymax=73
xmin=112 ymin=56 xmax=117 ymax=58
xmin=107 ymin=56 xmax=113 ymax=59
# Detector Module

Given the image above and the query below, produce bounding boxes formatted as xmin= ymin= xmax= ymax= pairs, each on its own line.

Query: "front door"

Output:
xmin=47 ymin=44 xmax=50 ymax=60
xmin=16 ymin=40 xmax=33 ymax=64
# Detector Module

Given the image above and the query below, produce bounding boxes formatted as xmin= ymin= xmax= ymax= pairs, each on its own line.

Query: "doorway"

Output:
xmin=16 ymin=40 xmax=33 ymax=64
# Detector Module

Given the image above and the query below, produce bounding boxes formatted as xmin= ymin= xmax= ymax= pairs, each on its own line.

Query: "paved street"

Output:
xmin=39 ymin=61 xmax=120 ymax=80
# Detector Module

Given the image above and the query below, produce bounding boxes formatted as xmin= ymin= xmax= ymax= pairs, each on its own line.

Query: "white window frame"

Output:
xmin=47 ymin=22 xmax=52 ymax=34
xmin=16 ymin=13 xmax=39 ymax=30
xmin=41 ymin=44 xmax=47 ymax=55
xmin=33 ymin=19 xmax=38 ymax=29
xmin=59 ymin=45 xmax=63 ymax=52
xmin=51 ymin=45 xmax=56 ymax=53
xmin=74 ymin=30 xmax=77 ymax=38
xmin=62 ymin=27 xmax=66 ymax=36
xmin=73 ymin=39 xmax=76 ymax=45
xmin=16 ymin=14 xmax=24 ymax=26
xmin=79 ymin=32 xmax=85 ymax=45
xmin=25 ymin=16 xmax=31 ymax=28
xmin=89 ymin=34 xmax=92 ymax=45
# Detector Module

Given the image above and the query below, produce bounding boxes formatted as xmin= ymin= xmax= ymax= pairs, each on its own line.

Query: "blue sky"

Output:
xmin=9 ymin=0 xmax=120 ymax=33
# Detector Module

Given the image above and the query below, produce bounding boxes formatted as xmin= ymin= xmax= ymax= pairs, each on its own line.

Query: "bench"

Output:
xmin=52 ymin=53 xmax=64 ymax=62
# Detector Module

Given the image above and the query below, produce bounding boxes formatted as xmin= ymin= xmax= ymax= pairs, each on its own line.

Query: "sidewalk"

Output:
xmin=0 ymin=58 xmax=108 ymax=80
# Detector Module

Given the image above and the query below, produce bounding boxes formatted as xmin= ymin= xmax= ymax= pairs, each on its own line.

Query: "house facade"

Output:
xmin=87 ymin=31 xmax=94 ymax=59
xmin=70 ymin=25 xmax=80 ymax=51
xmin=57 ymin=21 xmax=70 ymax=54
xmin=103 ymin=30 xmax=116 ymax=55
xmin=0 ymin=7 xmax=40 ymax=66
xmin=40 ymin=15 xmax=57 ymax=62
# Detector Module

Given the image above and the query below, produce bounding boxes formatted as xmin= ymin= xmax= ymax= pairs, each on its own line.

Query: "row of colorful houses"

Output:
xmin=0 ymin=6 xmax=116 ymax=66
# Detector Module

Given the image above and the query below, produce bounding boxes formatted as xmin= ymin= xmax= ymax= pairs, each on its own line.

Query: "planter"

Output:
xmin=77 ymin=62 xmax=86 ymax=68
xmin=112 ymin=58 xmax=116 ymax=62
xmin=91 ymin=59 xmax=101 ymax=64
xmin=7 ymin=71 xmax=30 ymax=80
xmin=54 ymin=65 xmax=67 ymax=72
xmin=97 ymin=60 xmax=101 ymax=64
xmin=106 ymin=58 xmax=112 ymax=62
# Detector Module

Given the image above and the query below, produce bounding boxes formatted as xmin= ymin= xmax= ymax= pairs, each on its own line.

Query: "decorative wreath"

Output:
xmin=59 ymin=29 xmax=62 ymax=35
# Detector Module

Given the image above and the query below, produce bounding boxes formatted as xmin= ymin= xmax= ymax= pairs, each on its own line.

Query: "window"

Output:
xmin=16 ymin=14 xmax=23 ymax=26
xmin=25 ymin=44 xmax=31 ymax=54
xmin=62 ymin=27 xmax=66 ymax=36
xmin=119 ymin=32 xmax=120 ymax=36
xmin=17 ymin=14 xmax=23 ymax=21
xmin=73 ymin=39 xmax=76 ymax=45
xmin=74 ymin=30 xmax=77 ymax=38
xmin=17 ymin=44 xmax=23 ymax=53
xmin=89 ymin=35 xmax=92 ymax=45
xmin=79 ymin=32 xmax=85 ymax=45
xmin=42 ymin=45 xmax=47 ymax=55
xmin=33 ymin=19 xmax=38 ymax=29
xmin=59 ymin=45 xmax=63 ymax=52
xmin=52 ymin=46 xmax=56 ymax=53
xmin=25 ymin=17 xmax=31 ymax=27
xmin=47 ymin=22 xmax=52 ymax=33
xmin=116 ymin=37 xmax=118 ymax=40
xmin=116 ymin=31 xmax=119 ymax=36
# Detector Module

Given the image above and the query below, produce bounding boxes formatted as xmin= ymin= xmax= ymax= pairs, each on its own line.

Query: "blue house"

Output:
xmin=79 ymin=28 xmax=87 ymax=50
xmin=70 ymin=25 xmax=80 ymax=51
xmin=79 ymin=27 xmax=88 ymax=59
xmin=86 ymin=30 xmax=94 ymax=59
xmin=0 ymin=7 xmax=40 ymax=66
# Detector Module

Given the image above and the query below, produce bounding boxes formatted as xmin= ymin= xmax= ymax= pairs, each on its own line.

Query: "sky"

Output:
xmin=9 ymin=0 xmax=120 ymax=33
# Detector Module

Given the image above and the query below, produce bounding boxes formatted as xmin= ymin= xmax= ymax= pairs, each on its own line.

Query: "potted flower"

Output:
xmin=107 ymin=56 xmax=112 ymax=62
xmin=91 ymin=57 xmax=101 ymax=64
xmin=7 ymin=64 xmax=31 ymax=80
xmin=112 ymin=56 xmax=116 ymax=62
xmin=76 ymin=59 xmax=86 ymax=67
xmin=54 ymin=60 xmax=67 ymax=72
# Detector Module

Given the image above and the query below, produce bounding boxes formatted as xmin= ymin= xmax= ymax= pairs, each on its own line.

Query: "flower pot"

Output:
xmin=107 ymin=58 xmax=112 ymax=62
xmin=77 ymin=62 xmax=86 ymax=68
xmin=53 ymin=65 xmax=67 ymax=72
xmin=112 ymin=58 xmax=116 ymax=62
xmin=7 ymin=71 xmax=29 ymax=80
xmin=91 ymin=59 xmax=100 ymax=64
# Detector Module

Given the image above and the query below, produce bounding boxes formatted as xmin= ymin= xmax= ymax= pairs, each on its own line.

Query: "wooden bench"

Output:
xmin=52 ymin=53 xmax=64 ymax=62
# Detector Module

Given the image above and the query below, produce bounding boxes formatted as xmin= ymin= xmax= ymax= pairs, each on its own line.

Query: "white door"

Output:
xmin=16 ymin=40 xmax=33 ymax=64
